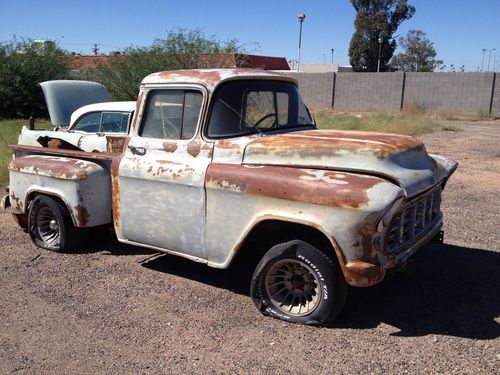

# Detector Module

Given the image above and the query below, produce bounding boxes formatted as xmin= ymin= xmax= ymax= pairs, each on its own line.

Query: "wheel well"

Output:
xmin=26 ymin=191 xmax=73 ymax=223
xmin=230 ymin=220 xmax=340 ymax=270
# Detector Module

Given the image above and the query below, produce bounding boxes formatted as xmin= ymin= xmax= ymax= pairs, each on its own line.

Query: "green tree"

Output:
xmin=348 ymin=0 xmax=415 ymax=72
xmin=93 ymin=29 xmax=244 ymax=101
xmin=390 ymin=30 xmax=443 ymax=72
xmin=0 ymin=37 xmax=68 ymax=118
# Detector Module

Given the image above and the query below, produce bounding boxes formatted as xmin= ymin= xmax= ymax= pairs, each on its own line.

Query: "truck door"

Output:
xmin=115 ymin=87 xmax=213 ymax=260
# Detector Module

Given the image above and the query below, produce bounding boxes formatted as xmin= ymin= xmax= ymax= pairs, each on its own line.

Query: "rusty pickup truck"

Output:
xmin=2 ymin=69 xmax=458 ymax=326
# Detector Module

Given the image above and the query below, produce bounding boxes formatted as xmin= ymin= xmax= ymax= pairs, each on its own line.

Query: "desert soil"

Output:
xmin=0 ymin=120 xmax=499 ymax=374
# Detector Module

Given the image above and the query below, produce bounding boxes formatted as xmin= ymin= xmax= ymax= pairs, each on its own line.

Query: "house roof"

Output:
xmin=64 ymin=55 xmax=111 ymax=69
xmin=63 ymin=53 xmax=290 ymax=71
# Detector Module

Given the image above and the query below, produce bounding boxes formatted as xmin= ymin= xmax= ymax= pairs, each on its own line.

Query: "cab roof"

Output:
xmin=141 ymin=68 xmax=297 ymax=92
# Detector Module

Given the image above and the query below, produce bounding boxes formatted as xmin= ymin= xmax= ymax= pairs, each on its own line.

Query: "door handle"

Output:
xmin=128 ymin=145 xmax=146 ymax=155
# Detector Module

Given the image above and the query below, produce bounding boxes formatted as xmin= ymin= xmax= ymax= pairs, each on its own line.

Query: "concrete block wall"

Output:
xmin=334 ymin=72 xmax=404 ymax=112
xmin=403 ymin=72 xmax=494 ymax=114
xmin=287 ymin=72 xmax=334 ymax=110
xmin=288 ymin=71 xmax=499 ymax=115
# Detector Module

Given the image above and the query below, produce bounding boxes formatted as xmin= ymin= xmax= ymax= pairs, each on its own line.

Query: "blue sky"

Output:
xmin=1 ymin=0 xmax=499 ymax=71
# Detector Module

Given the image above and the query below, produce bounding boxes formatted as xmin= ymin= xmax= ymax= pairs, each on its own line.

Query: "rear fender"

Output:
xmin=8 ymin=155 xmax=112 ymax=227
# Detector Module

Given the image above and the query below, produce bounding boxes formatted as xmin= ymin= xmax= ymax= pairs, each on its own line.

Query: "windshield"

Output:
xmin=207 ymin=80 xmax=314 ymax=138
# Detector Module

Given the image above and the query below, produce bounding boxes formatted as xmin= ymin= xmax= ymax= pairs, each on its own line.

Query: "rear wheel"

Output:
xmin=28 ymin=195 xmax=80 ymax=252
xmin=251 ymin=240 xmax=348 ymax=326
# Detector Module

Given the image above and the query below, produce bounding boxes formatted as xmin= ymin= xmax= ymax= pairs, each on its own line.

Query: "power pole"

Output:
xmin=92 ymin=43 xmax=99 ymax=56
xmin=296 ymin=13 xmax=305 ymax=72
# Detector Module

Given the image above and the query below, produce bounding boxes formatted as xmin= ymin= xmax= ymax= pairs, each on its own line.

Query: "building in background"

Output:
xmin=287 ymin=63 xmax=352 ymax=73
xmin=64 ymin=53 xmax=290 ymax=76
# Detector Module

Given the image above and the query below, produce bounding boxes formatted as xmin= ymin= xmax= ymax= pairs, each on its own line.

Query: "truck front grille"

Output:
xmin=387 ymin=185 xmax=442 ymax=256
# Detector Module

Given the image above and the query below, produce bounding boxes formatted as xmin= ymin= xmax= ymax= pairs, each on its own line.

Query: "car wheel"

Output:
xmin=28 ymin=195 xmax=79 ymax=252
xmin=251 ymin=240 xmax=347 ymax=326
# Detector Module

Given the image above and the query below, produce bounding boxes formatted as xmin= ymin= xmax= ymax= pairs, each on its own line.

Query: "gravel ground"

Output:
xmin=1 ymin=120 xmax=499 ymax=374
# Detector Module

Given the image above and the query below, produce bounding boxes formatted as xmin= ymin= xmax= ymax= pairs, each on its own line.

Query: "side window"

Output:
xmin=101 ymin=112 xmax=126 ymax=133
xmin=72 ymin=112 xmax=101 ymax=132
xmin=140 ymin=90 xmax=202 ymax=139
xmin=182 ymin=92 xmax=203 ymax=139
xmin=121 ymin=113 xmax=131 ymax=132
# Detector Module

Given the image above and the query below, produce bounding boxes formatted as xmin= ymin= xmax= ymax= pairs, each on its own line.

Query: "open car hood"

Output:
xmin=40 ymin=80 xmax=111 ymax=127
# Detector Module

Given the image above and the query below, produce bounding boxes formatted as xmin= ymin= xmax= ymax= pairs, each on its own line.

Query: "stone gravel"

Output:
xmin=0 ymin=120 xmax=499 ymax=374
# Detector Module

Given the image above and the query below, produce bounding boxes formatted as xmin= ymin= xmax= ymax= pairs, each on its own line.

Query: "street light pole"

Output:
xmin=377 ymin=36 xmax=383 ymax=72
xmin=331 ymin=48 xmax=334 ymax=64
xmin=481 ymin=48 xmax=487 ymax=71
xmin=487 ymin=48 xmax=496 ymax=71
xmin=297 ymin=13 xmax=305 ymax=72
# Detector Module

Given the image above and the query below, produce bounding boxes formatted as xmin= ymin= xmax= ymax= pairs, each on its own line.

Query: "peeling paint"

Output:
xmin=187 ymin=141 xmax=201 ymax=158
xmin=74 ymin=204 xmax=91 ymax=226
xmin=9 ymin=156 xmax=93 ymax=180
xmin=162 ymin=142 xmax=178 ymax=153
xmin=106 ymin=136 xmax=128 ymax=154
xmin=206 ymin=163 xmax=384 ymax=209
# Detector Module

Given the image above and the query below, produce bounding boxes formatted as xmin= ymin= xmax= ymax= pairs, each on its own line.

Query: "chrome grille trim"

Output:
xmin=387 ymin=185 xmax=442 ymax=256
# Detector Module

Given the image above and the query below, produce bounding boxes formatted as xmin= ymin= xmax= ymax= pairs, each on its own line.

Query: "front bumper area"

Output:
xmin=343 ymin=218 xmax=443 ymax=287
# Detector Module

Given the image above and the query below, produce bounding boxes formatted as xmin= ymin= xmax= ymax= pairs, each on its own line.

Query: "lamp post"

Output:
xmin=377 ymin=36 xmax=383 ymax=72
xmin=487 ymin=48 xmax=496 ymax=71
xmin=297 ymin=13 xmax=305 ymax=72
xmin=331 ymin=48 xmax=334 ymax=64
xmin=481 ymin=48 xmax=487 ymax=71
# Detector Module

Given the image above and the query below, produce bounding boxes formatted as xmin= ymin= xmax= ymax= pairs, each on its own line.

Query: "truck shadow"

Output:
xmin=75 ymin=229 xmax=157 ymax=256
xmin=142 ymin=243 xmax=499 ymax=340
xmin=335 ymin=243 xmax=500 ymax=340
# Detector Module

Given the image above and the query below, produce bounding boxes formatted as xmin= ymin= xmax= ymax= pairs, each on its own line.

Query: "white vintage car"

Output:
xmin=40 ymin=80 xmax=135 ymax=134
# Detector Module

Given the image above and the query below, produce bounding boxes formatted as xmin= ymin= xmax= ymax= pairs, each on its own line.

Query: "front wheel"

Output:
xmin=251 ymin=240 xmax=348 ymax=326
xmin=28 ymin=195 xmax=79 ymax=252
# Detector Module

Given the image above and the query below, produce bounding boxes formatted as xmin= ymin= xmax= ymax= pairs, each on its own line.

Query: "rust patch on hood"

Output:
xmin=74 ymin=205 xmax=91 ymax=226
xmin=244 ymin=130 xmax=424 ymax=160
xmin=37 ymin=136 xmax=83 ymax=152
xmin=206 ymin=163 xmax=385 ymax=209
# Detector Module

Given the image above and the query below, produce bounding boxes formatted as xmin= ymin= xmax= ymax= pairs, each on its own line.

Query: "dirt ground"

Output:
xmin=1 ymin=120 xmax=499 ymax=374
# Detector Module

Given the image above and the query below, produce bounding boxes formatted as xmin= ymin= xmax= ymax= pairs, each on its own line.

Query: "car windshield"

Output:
xmin=207 ymin=80 xmax=315 ymax=138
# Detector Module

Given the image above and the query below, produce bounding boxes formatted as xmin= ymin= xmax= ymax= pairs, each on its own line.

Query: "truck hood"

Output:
xmin=242 ymin=129 xmax=458 ymax=197
xmin=40 ymin=80 xmax=111 ymax=127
